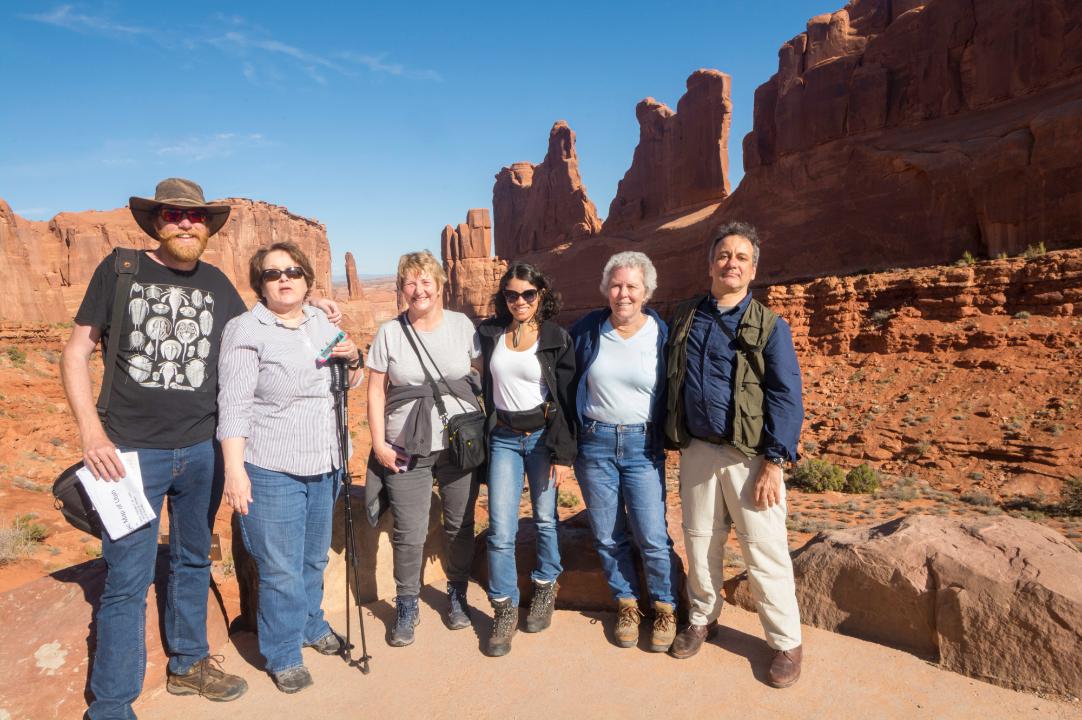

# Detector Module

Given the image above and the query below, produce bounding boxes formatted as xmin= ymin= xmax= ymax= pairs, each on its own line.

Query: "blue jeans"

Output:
xmin=237 ymin=463 xmax=338 ymax=673
xmin=486 ymin=425 xmax=561 ymax=604
xmin=88 ymin=439 xmax=220 ymax=720
xmin=574 ymin=420 xmax=677 ymax=605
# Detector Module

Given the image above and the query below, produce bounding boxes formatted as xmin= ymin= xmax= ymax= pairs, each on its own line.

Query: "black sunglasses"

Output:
xmin=261 ymin=266 xmax=305 ymax=282
xmin=503 ymin=288 xmax=539 ymax=304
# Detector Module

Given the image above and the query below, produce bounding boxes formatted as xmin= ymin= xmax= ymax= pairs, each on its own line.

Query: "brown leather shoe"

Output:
xmin=667 ymin=621 xmax=717 ymax=659
xmin=768 ymin=645 xmax=802 ymax=688
xmin=613 ymin=597 xmax=642 ymax=648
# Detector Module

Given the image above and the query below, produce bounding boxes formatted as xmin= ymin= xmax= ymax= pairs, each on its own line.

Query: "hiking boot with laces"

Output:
xmin=487 ymin=597 xmax=518 ymax=657
xmin=389 ymin=594 xmax=420 ymax=647
xmin=446 ymin=581 xmax=471 ymax=630
xmin=305 ymin=630 xmax=343 ymax=655
xmin=650 ymin=601 xmax=677 ymax=652
xmin=613 ymin=597 xmax=642 ymax=648
xmin=271 ymin=665 xmax=313 ymax=694
xmin=525 ymin=580 xmax=558 ymax=633
xmin=166 ymin=655 xmax=248 ymax=702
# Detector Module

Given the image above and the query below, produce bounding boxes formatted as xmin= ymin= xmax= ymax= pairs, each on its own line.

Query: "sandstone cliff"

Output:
xmin=605 ymin=69 xmax=732 ymax=233
xmin=0 ymin=197 xmax=337 ymax=322
xmin=492 ymin=121 xmax=602 ymax=260
xmin=442 ymin=209 xmax=507 ymax=320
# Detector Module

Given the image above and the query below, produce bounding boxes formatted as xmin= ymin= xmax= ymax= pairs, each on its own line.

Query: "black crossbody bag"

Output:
xmin=399 ymin=314 xmax=487 ymax=472
xmin=52 ymin=248 xmax=140 ymax=536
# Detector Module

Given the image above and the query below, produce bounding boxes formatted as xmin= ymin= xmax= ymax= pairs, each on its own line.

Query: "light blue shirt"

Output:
xmin=581 ymin=316 xmax=659 ymax=424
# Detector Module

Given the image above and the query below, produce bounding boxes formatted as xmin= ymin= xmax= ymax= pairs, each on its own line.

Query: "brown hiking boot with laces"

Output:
xmin=650 ymin=601 xmax=677 ymax=652
xmin=166 ymin=655 xmax=248 ymax=702
xmin=613 ymin=597 xmax=642 ymax=648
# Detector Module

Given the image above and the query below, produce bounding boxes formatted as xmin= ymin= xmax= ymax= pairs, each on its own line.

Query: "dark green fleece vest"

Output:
xmin=665 ymin=295 xmax=778 ymax=456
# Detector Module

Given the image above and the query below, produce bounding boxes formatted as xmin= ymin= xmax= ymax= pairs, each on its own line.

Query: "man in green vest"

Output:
xmin=663 ymin=221 xmax=805 ymax=687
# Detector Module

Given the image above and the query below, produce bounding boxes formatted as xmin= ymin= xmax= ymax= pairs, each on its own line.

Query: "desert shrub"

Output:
xmin=877 ymin=477 xmax=919 ymax=501
xmin=960 ymin=490 xmax=995 ymax=507
xmin=14 ymin=514 xmax=48 ymax=543
xmin=870 ymin=309 xmax=893 ymax=326
xmin=0 ymin=515 xmax=47 ymax=564
xmin=4 ymin=346 xmax=26 ymax=366
xmin=557 ymin=489 xmax=580 ymax=509
xmin=1061 ymin=476 xmax=1082 ymax=516
xmin=845 ymin=464 xmax=880 ymax=494
xmin=1013 ymin=310 xmax=1031 ymax=320
xmin=954 ymin=251 xmax=977 ymax=267
xmin=789 ymin=459 xmax=845 ymax=493
xmin=1022 ymin=242 xmax=1046 ymax=259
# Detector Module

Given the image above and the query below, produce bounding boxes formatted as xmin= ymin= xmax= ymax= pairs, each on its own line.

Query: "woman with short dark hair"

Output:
xmin=477 ymin=262 xmax=577 ymax=657
xmin=218 ymin=241 xmax=361 ymax=693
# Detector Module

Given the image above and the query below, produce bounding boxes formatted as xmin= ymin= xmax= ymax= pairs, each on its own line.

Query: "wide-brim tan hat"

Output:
xmin=129 ymin=177 xmax=231 ymax=239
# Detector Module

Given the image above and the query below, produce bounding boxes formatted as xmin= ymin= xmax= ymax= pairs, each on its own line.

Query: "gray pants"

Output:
xmin=383 ymin=449 xmax=479 ymax=597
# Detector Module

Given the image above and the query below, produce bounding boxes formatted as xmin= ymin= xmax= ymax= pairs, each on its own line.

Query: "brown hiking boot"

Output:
xmin=768 ymin=645 xmax=803 ymax=688
xmin=649 ymin=601 xmax=677 ymax=653
xmin=487 ymin=597 xmax=518 ymax=657
xmin=613 ymin=597 xmax=642 ymax=648
xmin=525 ymin=580 xmax=559 ymax=633
xmin=166 ymin=655 xmax=248 ymax=702
xmin=668 ymin=621 xmax=717 ymax=660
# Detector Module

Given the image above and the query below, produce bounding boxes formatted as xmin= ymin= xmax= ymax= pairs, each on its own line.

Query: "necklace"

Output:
xmin=512 ymin=322 xmax=524 ymax=348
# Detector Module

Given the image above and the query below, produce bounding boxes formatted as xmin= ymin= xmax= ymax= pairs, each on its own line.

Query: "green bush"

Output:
xmin=954 ymin=250 xmax=977 ymax=267
xmin=844 ymin=464 xmax=880 ymax=494
xmin=789 ymin=459 xmax=845 ymax=493
xmin=1022 ymin=241 xmax=1047 ymax=259
xmin=960 ymin=490 xmax=995 ymax=507
xmin=1061 ymin=476 xmax=1082 ymax=516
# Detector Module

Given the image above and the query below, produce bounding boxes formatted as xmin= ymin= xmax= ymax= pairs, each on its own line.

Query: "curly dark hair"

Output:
xmin=492 ymin=262 xmax=562 ymax=326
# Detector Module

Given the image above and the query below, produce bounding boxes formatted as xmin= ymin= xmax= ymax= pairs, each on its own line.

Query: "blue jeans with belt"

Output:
xmin=486 ymin=425 xmax=562 ymax=604
xmin=89 ymin=439 xmax=219 ymax=720
xmin=237 ymin=463 xmax=338 ymax=673
xmin=574 ymin=419 xmax=677 ymax=606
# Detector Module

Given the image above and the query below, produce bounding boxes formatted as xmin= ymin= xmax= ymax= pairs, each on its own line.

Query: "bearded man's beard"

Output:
xmin=158 ymin=228 xmax=209 ymax=262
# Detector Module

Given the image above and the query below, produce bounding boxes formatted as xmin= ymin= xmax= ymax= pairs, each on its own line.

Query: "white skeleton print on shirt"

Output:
xmin=123 ymin=281 xmax=216 ymax=391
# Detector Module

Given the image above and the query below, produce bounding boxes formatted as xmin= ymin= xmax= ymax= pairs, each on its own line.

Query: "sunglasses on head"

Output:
xmin=261 ymin=266 xmax=306 ymax=282
xmin=503 ymin=288 xmax=539 ymax=304
xmin=159 ymin=207 xmax=208 ymax=224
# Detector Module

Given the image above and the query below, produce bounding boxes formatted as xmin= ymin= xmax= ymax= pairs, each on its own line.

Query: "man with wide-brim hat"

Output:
xmin=60 ymin=176 xmax=346 ymax=718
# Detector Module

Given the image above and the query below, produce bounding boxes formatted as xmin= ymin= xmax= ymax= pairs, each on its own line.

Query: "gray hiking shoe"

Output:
xmin=271 ymin=665 xmax=313 ymax=694
xmin=487 ymin=597 xmax=518 ymax=657
xmin=390 ymin=594 xmax=420 ymax=647
xmin=446 ymin=581 xmax=471 ymax=630
xmin=525 ymin=580 xmax=559 ymax=633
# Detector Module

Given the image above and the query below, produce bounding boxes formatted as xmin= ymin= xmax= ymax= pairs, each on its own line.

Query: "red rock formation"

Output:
xmin=0 ymin=197 xmax=337 ymax=322
xmin=728 ymin=0 xmax=1082 ymax=283
xmin=345 ymin=252 xmax=362 ymax=300
xmin=441 ymin=209 xmax=507 ymax=320
xmin=492 ymin=121 xmax=602 ymax=260
xmin=605 ymin=69 xmax=733 ymax=233
xmin=725 ymin=514 xmax=1082 ymax=697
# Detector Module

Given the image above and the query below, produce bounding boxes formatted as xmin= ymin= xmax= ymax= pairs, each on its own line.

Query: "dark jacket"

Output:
xmin=477 ymin=318 xmax=578 ymax=465
xmin=569 ymin=307 xmax=668 ymax=459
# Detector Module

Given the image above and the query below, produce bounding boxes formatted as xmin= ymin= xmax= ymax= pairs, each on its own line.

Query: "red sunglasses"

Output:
xmin=159 ymin=207 xmax=208 ymax=224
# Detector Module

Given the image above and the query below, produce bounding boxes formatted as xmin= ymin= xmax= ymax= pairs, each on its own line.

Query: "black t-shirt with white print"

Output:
xmin=75 ymin=251 xmax=247 ymax=449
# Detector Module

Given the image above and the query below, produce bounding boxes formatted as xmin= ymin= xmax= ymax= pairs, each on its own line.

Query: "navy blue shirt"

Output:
xmin=682 ymin=293 xmax=803 ymax=461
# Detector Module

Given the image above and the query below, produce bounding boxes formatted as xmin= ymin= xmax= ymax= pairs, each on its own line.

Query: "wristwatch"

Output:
xmin=765 ymin=455 xmax=786 ymax=468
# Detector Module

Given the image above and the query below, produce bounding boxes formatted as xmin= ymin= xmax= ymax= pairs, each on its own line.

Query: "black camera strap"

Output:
xmin=96 ymin=248 xmax=140 ymax=420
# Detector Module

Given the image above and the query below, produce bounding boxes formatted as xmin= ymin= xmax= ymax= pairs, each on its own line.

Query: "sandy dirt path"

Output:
xmin=137 ymin=583 xmax=1080 ymax=720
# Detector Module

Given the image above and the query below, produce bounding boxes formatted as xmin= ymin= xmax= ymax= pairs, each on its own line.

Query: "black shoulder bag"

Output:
xmin=52 ymin=248 xmax=140 ymax=536
xmin=399 ymin=314 xmax=487 ymax=472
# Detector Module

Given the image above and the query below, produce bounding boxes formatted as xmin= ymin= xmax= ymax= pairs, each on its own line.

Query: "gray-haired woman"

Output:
xmin=569 ymin=251 xmax=679 ymax=651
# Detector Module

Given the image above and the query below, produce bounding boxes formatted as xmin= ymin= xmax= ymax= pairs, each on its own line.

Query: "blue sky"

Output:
xmin=1 ymin=1 xmax=840 ymax=276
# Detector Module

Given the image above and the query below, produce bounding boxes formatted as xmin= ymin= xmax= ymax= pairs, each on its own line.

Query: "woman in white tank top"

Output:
xmin=476 ymin=262 xmax=577 ymax=658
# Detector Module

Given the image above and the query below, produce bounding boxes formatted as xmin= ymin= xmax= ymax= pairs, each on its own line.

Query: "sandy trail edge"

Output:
xmin=137 ymin=583 xmax=1080 ymax=720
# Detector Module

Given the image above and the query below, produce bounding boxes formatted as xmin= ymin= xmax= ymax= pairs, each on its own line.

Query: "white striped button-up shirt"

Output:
xmin=217 ymin=302 xmax=346 ymax=476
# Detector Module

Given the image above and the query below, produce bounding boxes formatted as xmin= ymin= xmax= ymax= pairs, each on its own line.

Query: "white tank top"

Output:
xmin=490 ymin=338 xmax=549 ymax=411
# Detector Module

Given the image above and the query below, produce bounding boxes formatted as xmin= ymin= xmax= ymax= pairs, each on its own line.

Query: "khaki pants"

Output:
xmin=679 ymin=438 xmax=802 ymax=651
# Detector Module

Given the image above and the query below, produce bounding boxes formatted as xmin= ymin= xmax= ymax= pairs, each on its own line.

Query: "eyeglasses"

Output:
xmin=502 ymin=289 xmax=539 ymax=304
xmin=261 ymin=266 xmax=306 ymax=282
xmin=159 ymin=207 xmax=208 ymax=224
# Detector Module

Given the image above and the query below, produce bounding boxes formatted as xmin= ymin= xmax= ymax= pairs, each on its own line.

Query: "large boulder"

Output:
xmin=0 ymin=554 xmax=231 ymax=720
xmin=724 ymin=514 xmax=1082 ymax=697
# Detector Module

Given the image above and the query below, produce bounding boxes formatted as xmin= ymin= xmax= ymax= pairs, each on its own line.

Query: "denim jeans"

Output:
xmin=486 ymin=425 xmax=561 ymax=604
xmin=237 ymin=463 xmax=338 ymax=673
xmin=574 ymin=420 xmax=678 ymax=606
xmin=88 ymin=439 xmax=220 ymax=720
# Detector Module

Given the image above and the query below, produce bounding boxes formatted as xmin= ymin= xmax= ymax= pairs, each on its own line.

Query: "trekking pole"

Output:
xmin=331 ymin=359 xmax=371 ymax=674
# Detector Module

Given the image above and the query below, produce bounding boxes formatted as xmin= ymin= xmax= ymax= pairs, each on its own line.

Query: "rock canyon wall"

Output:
xmin=449 ymin=0 xmax=1082 ymax=321
xmin=441 ymin=209 xmax=507 ymax=320
xmin=1 ymin=198 xmax=336 ymax=323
